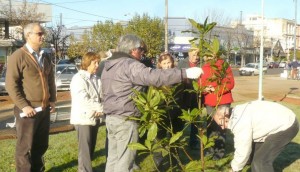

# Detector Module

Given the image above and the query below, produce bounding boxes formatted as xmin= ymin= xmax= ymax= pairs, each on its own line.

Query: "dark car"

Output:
xmin=57 ymin=59 xmax=74 ymax=65
xmin=268 ymin=62 xmax=279 ymax=68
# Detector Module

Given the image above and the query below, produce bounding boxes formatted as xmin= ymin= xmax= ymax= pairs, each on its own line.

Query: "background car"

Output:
xmin=0 ymin=68 xmax=7 ymax=95
xmin=268 ymin=62 xmax=279 ymax=68
xmin=279 ymin=62 xmax=287 ymax=68
xmin=57 ymin=59 xmax=73 ymax=64
xmin=239 ymin=63 xmax=267 ymax=76
xmin=55 ymin=64 xmax=78 ymax=91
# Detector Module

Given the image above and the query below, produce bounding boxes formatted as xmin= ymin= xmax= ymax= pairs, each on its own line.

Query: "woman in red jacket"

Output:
xmin=198 ymin=56 xmax=235 ymax=159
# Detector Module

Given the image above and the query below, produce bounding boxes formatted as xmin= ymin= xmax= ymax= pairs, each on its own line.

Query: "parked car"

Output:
xmin=55 ymin=64 xmax=78 ymax=91
xmin=239 ymin=63 xmax=267 ymax=76
xmin=0 ymin=68 xmax=7 ymax=95
xmin=268 ymin=62 xmax=279 ymax=68
xmin=57 ymin=59 xmax=74 ymax=65
xmin=279 ymin=62 xmax=287 ymax=68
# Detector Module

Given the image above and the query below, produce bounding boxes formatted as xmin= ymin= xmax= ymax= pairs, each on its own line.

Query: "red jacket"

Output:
xmin=198 ymin=59 xmax=235 ymax=106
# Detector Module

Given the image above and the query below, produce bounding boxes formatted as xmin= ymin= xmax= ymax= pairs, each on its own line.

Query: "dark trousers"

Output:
xmin=189 ymin=123 xmax=199 ymax=147
xmin=206 ymin=104 xmax=229 ymax=158
xmin=154 ymin=108 xmax=184 ymax=165
xmin=14 ymin=106 xmax=50 ymax=172
xmin=75 ymin=121 xmax=100 ymax=172
xmin=251 ymin=119 xmax=299 ymax=172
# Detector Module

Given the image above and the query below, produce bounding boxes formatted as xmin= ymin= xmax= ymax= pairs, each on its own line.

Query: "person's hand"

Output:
xmin=186 ymin=67 xmax=203 ymax=79
xmin=22 ymin=106 xmax=36 ymax=117
xmin=94 ymin=112 xmax=103 ymax=117
xmin=204 ymin=85 xmax=215 ymax=93
xmin=50 ymin=102 xmax=56 ymax=113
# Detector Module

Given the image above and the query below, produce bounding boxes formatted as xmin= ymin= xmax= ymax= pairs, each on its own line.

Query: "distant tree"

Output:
xmin=198 ymin=9 xmax=232 ymax=26
xmin=44 ymin=25 xmax=71 ymax=59
xmin=0 ymin=0 xmax=45 ymax=39
xmin=125 ymin=13 xmax=164 ymax=57
xmin=67 ymin=21 xmax=124 ymax=57
xmin=90 ymin=20 xmax=124 ymax=52
xmin=67 ymin=14 xmax=164 ymax=58
xmin=233 ymin=24 xmax=254 ymax=66
xmin=67 ymin=31 xmax=92 ymax=59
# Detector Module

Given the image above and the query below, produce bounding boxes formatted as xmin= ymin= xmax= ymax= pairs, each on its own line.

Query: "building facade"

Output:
xmin=0 ymin=1 xmax=52 ymax=73
xmin=243 ymin=15 xmax=299 ymax=60
xmin=167 ymin=17 xmax=254 ymax=66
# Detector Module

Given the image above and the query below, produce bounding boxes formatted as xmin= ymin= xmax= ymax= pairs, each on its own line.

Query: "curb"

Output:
xmin=0 ymin=123 xmax=75 ymax=141
xmin=286 ymin=94 xmax=300 ymax=100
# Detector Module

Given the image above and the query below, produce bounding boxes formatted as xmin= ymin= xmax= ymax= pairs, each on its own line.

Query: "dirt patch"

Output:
xmin=0 ymin=91 xmax=71 ymax=110
xmin=232 ymin=76 xmax=300 ymax=105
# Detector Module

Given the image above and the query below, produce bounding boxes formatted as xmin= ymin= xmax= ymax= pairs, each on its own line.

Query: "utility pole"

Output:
xmin=164 ymin=0 xmax=168 ymax=52
xmin=258 ymin=0 xmax=264 ymax=101
xmin=293 ymin=0 xmax=297 ymax=61
xmin=9 ymin=0 xmax=12 ymax=20
xmin=60 ymin=13 xmax=63 ymax=28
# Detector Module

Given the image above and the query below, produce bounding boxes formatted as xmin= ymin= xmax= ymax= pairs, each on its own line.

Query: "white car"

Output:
xmin=55 ymin=64 xmax=78 ymax=91
xmin=278 ymin=62 xmax=286 ymax=68
xmin=239 ymin=63 xmax=267 ymax=76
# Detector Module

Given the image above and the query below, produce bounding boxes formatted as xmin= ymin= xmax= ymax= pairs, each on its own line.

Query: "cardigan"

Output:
xmin=5 ymin=45 xmax=56 ymax=109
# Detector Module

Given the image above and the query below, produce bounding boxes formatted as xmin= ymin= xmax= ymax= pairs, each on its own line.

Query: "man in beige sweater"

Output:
xmin=6 ymin=23 xmax=56 ymax=172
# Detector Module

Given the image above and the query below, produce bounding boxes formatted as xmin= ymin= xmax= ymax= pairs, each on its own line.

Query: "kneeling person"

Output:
xmin=213 ymin=100 xmax=299 ymax=172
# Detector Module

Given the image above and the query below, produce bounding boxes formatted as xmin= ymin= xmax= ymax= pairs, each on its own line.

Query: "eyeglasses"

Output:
xmin=137 ymin=47 xmax=145 ymax=52
xmin=30 ymin=32 xmax=45 ymax=36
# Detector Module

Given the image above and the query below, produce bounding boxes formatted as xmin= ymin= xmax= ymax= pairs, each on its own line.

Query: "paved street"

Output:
xmin=232 ymin=67 xmax=284 ymax=77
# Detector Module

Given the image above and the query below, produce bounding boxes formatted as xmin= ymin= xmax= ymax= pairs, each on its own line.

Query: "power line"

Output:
xmin=48 ymin=0 xmax=97 ymax=4
xmin=39 ymin=0 xmax=123 ymax=21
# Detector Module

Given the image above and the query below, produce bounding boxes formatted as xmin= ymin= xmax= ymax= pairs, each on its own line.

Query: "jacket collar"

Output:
xmin=108 ymin=52 xmax=133 ymax=60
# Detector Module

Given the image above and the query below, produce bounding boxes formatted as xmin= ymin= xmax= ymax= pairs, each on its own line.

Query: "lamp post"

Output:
xmin=293 ymin=0 xmax=297 ymax=61
xmin=164 ymin=0 xmax=168 ymax=52
xmin=258 ymin=0 xmax=265 ymax=101
xmin=234 ymin=51 xmax=237 ymax=66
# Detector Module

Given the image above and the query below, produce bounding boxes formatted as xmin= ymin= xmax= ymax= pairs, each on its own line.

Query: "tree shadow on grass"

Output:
xmin=47 ymin=159 xmax=77 ymax=172
xmin=47 ymin=148 xmax=107 ymax=172
xmin=274 ymin=142 xmax=300 ymax=172
xmin=244 ymin=142 xmax=300 ymax=172
xmin=92 ymin=148 xmax=107 ymax=172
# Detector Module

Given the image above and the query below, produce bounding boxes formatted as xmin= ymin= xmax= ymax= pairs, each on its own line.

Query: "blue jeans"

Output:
xmin=105 ymin=115 xmax=139 ymax=172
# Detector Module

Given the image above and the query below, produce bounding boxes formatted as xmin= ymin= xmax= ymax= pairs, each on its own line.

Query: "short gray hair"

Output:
xmin=215 ymin=105 xmax=230 ymax=117
xmin=116 ymin=34 xmax=143 ymax=54
xmin=23 ymin=23 xmax=43 ymax=40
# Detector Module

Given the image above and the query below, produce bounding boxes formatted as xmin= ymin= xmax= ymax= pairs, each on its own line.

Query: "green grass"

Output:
xmin=0 ymin=102 xmax=299 ymax=172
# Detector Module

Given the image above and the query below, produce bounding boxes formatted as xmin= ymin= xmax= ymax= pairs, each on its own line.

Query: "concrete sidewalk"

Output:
xmin=0 ymin=100 xmax=73 ymax=140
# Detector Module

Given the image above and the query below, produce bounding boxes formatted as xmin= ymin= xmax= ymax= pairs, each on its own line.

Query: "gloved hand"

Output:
xmin=186 ymin=67 xmax=203 ymax=79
